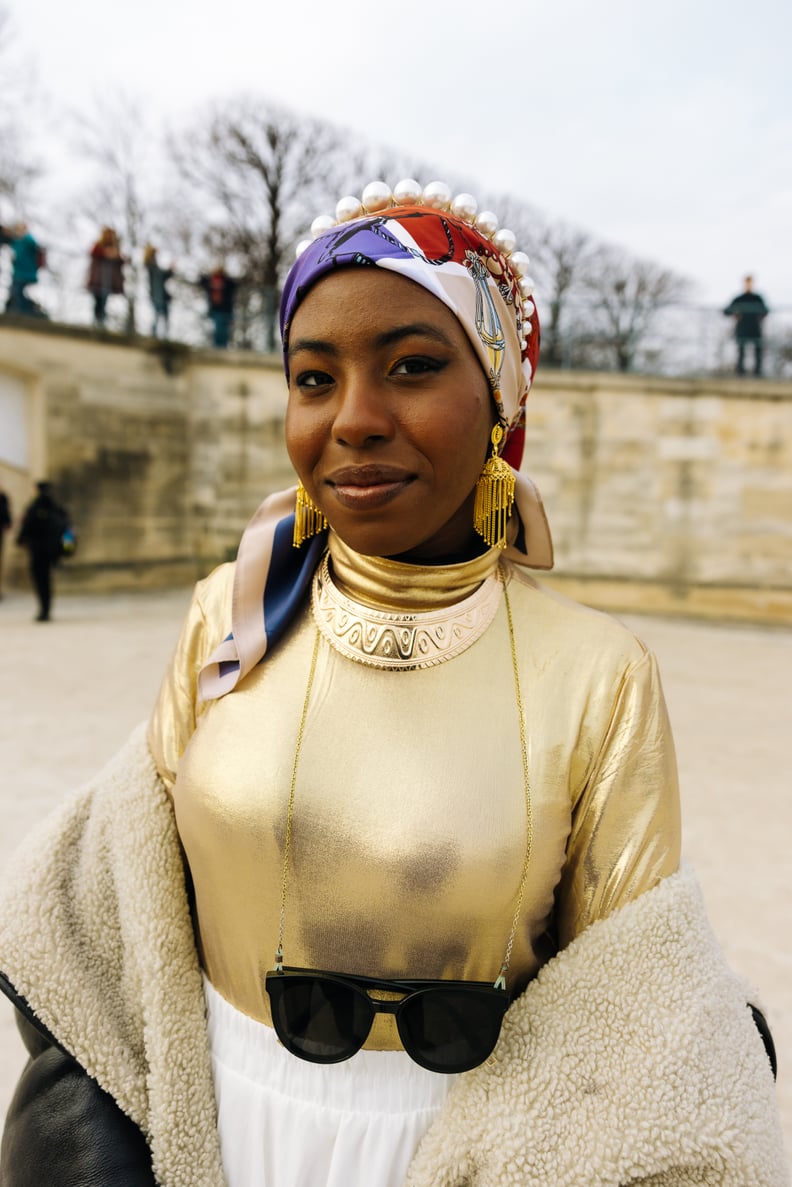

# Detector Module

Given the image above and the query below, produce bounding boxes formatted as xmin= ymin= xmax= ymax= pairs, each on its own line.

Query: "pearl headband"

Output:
xmin=295 ymin=179 xmax=537 ymax=356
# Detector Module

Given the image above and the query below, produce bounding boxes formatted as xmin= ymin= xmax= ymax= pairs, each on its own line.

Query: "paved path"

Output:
xmin=1 ymin=586 xmax=790 ymax=1167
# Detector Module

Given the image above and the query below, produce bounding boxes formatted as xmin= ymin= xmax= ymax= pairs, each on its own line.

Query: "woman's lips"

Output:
xmin=327 ymin=467 xmax=414 ymax=510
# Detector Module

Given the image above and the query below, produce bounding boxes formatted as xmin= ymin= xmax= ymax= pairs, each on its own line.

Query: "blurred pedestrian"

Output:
xmin=87 ymin=227 xmax=125 ymax=327
xmin=4 ymin=223 xmax=45 ymax=317
xmin=200 ymin=264 xmax=238 ymax=348
xmin=143 ymin=243 xmax=174 ymax=338
xmin=723 ymin=275 xmax=769 ymax=377
xmin=16 ymin=481 xmax=71 ymax=622
xmin=0 ymin=486 xmax=11 ymax=598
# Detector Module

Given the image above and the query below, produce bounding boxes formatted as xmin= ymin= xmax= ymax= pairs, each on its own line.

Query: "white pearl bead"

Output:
xmin=361 ymin=181 xmax=393 ymax=212
xmin=335 ymin=195 xmax=363 ymax=222
xmin=523 ymin=299 xmax=535 ymax=317
xmin=310 ymin=214 xmax=335 ymax=238
xmin=519 ymin=275 xmax=536 ymax=297
xmin=450 ymin=192 xmax=478 ymax=221
xmin=510 ymin=251 xmax=530 ymax=277
xmin=393 ymin=178 xmax=423 ymax=205
xmin=422 ymin=180 xmax=452 ymax=210
xmin=475 ymin=210 xmax=499 ymax=237
xmin=493 ymin=228 xmax=516 ymax=255
xmin=295 ymin=239 xmax=312 ymax=258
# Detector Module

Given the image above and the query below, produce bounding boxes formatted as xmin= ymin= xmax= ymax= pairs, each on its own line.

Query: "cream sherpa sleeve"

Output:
xmin=0 ymin=725 xmax=227 ymax=1187
xmin=405 ymin=865 xmax=788 ymax=1187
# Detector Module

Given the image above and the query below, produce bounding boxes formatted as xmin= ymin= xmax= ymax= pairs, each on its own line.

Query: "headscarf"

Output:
xmin=280 ymin=206 xmax=539 ymax=471
xmin=199 ymin=199 xmax=552 ymax=702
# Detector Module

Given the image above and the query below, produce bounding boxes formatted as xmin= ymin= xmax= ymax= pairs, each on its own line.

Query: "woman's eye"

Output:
xmin=295 ymin=370 xmax=333 ymax=389
xmin=391 ymin=357 xmax=445 ymax=376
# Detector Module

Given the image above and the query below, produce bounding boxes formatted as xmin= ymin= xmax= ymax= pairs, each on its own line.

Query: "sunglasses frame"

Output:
xmin=266 ymin=966 xmax=510 ymax=1074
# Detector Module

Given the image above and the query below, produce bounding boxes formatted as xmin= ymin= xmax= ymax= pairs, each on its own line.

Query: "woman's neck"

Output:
xmin=327 ymin=532 xmax=501 ymax=612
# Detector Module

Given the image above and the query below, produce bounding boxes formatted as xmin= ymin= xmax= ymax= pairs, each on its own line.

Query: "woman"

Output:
xmin=87 ymin=226 xmax=125 ymax=327
xmin=0 ymin=181 xmax=786 ymax=1186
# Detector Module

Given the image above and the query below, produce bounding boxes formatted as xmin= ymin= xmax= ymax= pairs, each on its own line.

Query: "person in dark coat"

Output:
xmin=199 ymin=265 xmax=238 ymax=348
xmin=0 ymin=487 xmax=11 ymax=598
xmin=16 ymin=482 xmax=71 ymax=622
xmin=723 ymin=275 xmax=769 ymax=377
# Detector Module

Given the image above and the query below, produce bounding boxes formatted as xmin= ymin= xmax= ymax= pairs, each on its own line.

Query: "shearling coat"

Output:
xmin=0 ymin=726 xmax=787 ymax=1186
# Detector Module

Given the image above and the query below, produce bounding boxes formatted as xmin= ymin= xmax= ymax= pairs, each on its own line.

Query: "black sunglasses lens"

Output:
xmin=267 ymin=975 xmax=373 ymax=1063
xmin=398 ymin=989 xmax=508 ymax=1073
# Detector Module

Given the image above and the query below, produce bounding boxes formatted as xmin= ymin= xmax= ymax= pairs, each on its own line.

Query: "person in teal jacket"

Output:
xmin=5 ymin=223 xmax=44 ymax=316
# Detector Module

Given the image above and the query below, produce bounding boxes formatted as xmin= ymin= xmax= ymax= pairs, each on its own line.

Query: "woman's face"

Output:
xmin=285 ymin=269 xmax=496 ymax=562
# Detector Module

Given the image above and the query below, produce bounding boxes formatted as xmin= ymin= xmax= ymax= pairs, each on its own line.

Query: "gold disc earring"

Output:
xmin=293 ymin=482 xmax=328 ymax=548
xmin=473 ymin=424 xmax=515 ymax=549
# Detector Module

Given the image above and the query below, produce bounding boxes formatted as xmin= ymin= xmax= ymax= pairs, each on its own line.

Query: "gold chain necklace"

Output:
xmin=275 ymin=568 xmax=533 ymax=989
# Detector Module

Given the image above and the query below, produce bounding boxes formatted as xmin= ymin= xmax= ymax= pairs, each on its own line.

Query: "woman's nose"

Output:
xmin=332 ymin=377 xmax=393 ymax=447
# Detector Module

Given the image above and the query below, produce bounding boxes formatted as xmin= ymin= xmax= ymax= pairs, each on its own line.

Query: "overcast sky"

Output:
xmin=6 ymin=0 xmax=792 ymax=306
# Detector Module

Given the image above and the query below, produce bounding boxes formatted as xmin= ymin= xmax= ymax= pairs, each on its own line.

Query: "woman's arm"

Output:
xmin=555 ymin=647 xmax=682 ymax=948
xmin=147 ymin=564 xmax=234 ymax=791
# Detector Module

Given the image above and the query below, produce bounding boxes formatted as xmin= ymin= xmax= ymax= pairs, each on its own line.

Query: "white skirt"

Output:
xmin=203 ymin=978 xmax=456 ymax=1187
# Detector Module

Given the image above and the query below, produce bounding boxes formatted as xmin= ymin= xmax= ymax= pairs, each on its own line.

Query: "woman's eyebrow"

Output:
xmin=288 ymin=323 xmax=454 ymax=361
xmin=287 ymin=337 xmax=339 ymax=360
xmin=375 ymin=323 xmax=454 ymax=349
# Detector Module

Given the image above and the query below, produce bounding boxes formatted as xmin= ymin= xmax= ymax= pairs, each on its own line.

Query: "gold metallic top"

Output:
xmin=148 ymin=536 xmax=680 ymax=1048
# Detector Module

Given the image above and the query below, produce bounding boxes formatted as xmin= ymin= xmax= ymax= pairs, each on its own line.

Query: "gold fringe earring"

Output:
xmin=293 ymin=482 xmax=327 ymax=548
xmin=473 ymin=423 xmax=515 ymax=549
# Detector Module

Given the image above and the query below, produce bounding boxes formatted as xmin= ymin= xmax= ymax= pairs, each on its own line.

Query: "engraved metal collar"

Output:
xmin=311 ymin=552 xmax=503 ymax=670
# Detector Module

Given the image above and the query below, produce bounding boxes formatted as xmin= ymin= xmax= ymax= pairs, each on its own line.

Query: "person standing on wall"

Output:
xmin=87 ymin=227 xmax=126 ymax=328
xmin=199 ymin=264 xmax=238 ymax=348
xmin=16 ymin=481 xmax=71 ymax=622
xmin=723 ymin=275 xmax=769 ymax=377
xmin=4 ymin=223 xmax=45 ymax=317
xmin=143 ymin=243 xmax=174 ymax=339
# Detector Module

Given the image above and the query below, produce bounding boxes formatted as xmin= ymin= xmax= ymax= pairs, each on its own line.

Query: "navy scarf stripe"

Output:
xmin=262 ymin=516 xmax=327 ymax=655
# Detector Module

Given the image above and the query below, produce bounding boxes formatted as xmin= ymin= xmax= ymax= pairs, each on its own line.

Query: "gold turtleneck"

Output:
xmin=148 ymin=535 xmax=680 ymax=1048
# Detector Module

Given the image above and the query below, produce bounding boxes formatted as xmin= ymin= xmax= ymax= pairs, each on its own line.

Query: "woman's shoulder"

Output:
xmin=505 ymin=564 xmax=648 ymax=666
xmin=192 ymin=561 xmax=235 ymax=617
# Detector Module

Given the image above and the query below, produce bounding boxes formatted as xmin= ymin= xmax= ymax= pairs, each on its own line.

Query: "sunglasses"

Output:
xmin=265 ymin=966 xmax=510 ymax=1074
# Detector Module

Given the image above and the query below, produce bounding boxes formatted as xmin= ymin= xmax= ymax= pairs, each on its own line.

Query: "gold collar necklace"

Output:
xmin=311 ymin=552 xmax=503 ymax=670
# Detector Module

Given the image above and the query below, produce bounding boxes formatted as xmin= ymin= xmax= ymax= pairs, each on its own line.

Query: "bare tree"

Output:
xmin=69 ymin=95 xmax=161 ymax=334
xmin=0 ymin=6 xmax=40 ymax=216
xmin=531 ymin=222 xmax=596 ymax=367
xmin=579 ymin=246 xmax=691 ymax=372
xmin=171 ymin=99 xmax=373 ymax=351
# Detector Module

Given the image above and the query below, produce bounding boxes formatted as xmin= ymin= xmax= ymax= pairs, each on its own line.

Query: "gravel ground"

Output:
xmin=1 ymin=583 xmax=790 ymax=1167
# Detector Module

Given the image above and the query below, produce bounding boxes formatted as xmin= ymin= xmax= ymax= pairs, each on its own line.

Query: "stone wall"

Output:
xmin=2 ymin=319 xmax=791 ymax=621
xmin=527 ymin=371 xmax=792 ymax=621
xmin=0 ymin=321 xmax=292 ymax=591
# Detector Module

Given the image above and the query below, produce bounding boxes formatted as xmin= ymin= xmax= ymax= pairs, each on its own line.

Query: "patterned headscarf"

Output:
xmin=198 ymin=204 xmax=552 ymax=702
xmin=280 ymin=206 xmax=540 ymax=470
